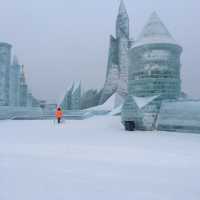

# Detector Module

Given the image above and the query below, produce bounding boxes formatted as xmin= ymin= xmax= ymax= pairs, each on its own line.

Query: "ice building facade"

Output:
xmin=0 ymin=43 xmax=40 ymax=109
xmin=99 ymin=0 xmax=132 ymax=105
xmin=0 ymin=43 xmax=12 ymax=106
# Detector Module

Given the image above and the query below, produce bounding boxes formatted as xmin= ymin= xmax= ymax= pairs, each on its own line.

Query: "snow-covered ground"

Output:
xmin=0 ymin=116 xmax=200 ymax=200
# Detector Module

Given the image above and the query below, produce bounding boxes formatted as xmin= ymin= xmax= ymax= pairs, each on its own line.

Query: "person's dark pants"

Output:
xmin=57 ymin=118 xmax=61 ymax=124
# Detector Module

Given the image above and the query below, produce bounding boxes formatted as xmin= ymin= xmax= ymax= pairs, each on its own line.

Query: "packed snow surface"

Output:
xmin=0 ymin=116 xmax=200 ymax=200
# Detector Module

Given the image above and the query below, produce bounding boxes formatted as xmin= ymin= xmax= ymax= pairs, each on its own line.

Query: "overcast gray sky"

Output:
xmin=0 ymin=0 xmax=199 ymax=102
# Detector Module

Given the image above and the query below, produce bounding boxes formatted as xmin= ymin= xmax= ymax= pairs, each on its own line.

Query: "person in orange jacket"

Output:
xmin=55 ymin=107 xmax=63 ymax=124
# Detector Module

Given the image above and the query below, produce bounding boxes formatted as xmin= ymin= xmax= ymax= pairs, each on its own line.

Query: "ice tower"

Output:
xmin=122 ymin=12 xmax=183 ymax=130
xmin=99 ymin=0 xmax=131 ymax=104
xmin=128 ymin=12 xmax=182 ymax=100
xmin=0 ymin=43 xmax=12 ymax=106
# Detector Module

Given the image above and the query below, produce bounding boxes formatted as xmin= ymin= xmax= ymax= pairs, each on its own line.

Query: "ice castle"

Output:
xmin=1 ymin=0 xmax=200 ymax=133
xmin=99 ymin=0 xmax=133 ymax=105
xmin=102 ymin=1 xmax=200 ymax=133
xmin=0 ymin=43 xmax=42 ymax=119
xmin=121 ymin=10 xmax=183 ymax=129
xmin=99 ymin=1 xmax=200 ymax=133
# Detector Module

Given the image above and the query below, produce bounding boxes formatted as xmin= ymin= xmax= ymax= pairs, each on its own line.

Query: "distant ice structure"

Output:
xmin=61 ymin=81 xmax=82 ymax=110
xmin=60 ymin=82 xmax=74 ymax=110
xmin=71 ymin=81 xmax=81 ymax=110
xmin=0 ymin=43 xmax=42 ymax=119
xmin=81 ymin=89 xmax=101 ymax=109
xmin=99 ymin=0 xmax=132 ymax=105
xmin=0 ymin=43 xmax=40 ymax=108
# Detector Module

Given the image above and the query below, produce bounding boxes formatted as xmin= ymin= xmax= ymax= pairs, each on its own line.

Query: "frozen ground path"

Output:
xmin=0 ymin=116 xmax=200 ymax=200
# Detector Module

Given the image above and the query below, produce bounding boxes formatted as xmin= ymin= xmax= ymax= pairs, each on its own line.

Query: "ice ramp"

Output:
xmin=157 ymin=100 xmax=200 ymax=133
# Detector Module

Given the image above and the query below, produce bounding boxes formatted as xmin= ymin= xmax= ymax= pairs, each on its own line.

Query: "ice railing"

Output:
xmin=0 ymin=106 xmax=43 ymax=120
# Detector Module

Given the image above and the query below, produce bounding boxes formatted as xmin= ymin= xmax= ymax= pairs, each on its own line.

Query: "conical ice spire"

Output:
xmin=133 ymin=12 xmax=178 ymax=48
xmin=119 ymin=0 xmax=127 ymax=14
xmin=140 ymin=12 xmax=172 ymax=38
xmin=116 ymin=0 xmax=129 ymax=38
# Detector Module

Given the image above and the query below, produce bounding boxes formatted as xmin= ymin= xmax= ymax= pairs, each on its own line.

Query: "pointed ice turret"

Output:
xmin=116 ymin=0 xmax=129 ymax=39
xmin=133 ymin=12 xmax=178 ymax=48
xmin=119 ymin=0 xmax=127 ymax=14
xmin=100 ymin=0 xmax=130 ymax=105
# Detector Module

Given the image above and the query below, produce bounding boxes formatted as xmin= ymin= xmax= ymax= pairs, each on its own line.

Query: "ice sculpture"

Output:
xmin=100 ymin=0 xmax=132 ymax=104
xmin=61 ymin=81 xmax=82 ymax=110
xmin=61 ymin=82 xmax=74 ymax=110
xmin=0 ymin=42 xmax=40 ymax=111
xmin=122 ymin=12 xmax=183 ymax=131
xmin=128 ymin=12 xmax=182 ymax=101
